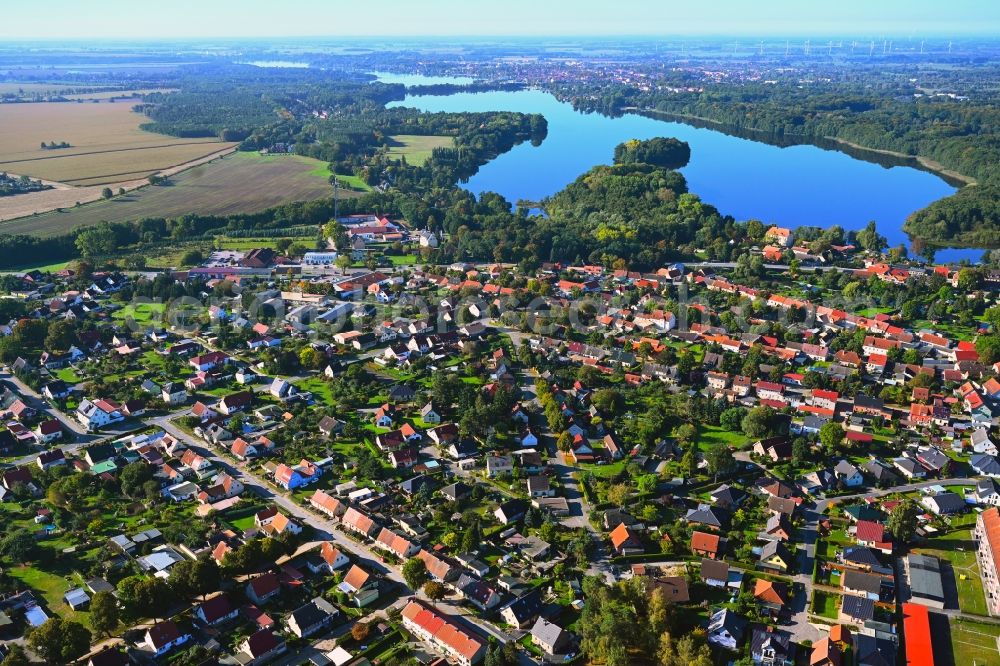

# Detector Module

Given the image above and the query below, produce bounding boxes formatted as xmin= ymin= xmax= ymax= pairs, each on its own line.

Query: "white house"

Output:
xmin=144 ymin=621 xmax=191 ymax=657
xmin=76 ymin=398 xmax=124 ymax=431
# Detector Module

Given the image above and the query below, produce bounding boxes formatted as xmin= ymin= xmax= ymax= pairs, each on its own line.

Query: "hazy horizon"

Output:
xmin=0 ymin=0 xmax=995 ymax=40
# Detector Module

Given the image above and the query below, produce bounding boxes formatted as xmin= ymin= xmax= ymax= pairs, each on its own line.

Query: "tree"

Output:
xmin=101 ymin=187 xmax=113 ymax=199
xmin=887 ymin=501 xmax=920 ymax=543
xmin=119 ymin=461 xmax=154 ymax=498
xmin=351 ymin=621 xmax=370 ymax=642
xmin=117 ymin=575 xmax=172 ymax=620
xmin=741 ymin=406 xmax=775 ymax=439
xmin=180 ymin=250 xmax=203 ymax=266
xmin=335 ymin=255 xmax=353 ymax=274
xmin=720 ymin=407 xmax=745 ymax=432
xmin=402 ymin=557 xmax=429 ymax=591
xmin=75 ymin=225 xmax=116 ymax=259
xmin=168 ymin=559 xmax=220 ymax=600
xmin=607 ymin=483 xmax=630 ymax=508
xmin=89 ymin=591 xmax=119 ymax=637
xmin=977 ymin=335 xmax=1000 ymax=364
xmin=856 ymin=220 xmax=887 ymax=253
xmin=0 ymin=645 xmax=30 ymax=666
xmin=681 ymin=446 xmax=698 ymax=477
xmin=705 ymin=443 xmax=734 ymax=479
xmin=27 ymin=618 xmax=92 ymax=664
xmin=819 ymin=422 xmax=845 ymax=451
xmin=424 ymin=580 xmax=447 ymax=600
xmin=0 ymin=529 xmax=38 ymax=563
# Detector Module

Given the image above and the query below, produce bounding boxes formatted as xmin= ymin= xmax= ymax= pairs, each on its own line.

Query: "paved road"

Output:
xmin=150 ymin=414 xmax=518 ymax=648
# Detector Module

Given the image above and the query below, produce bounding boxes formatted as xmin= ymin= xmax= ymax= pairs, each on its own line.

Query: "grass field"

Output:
xmin=915 ymin=526 xmax=988 ymax=616
xmin=948 ymin=618 xmax=1000 ymax=666
xmin=112 ymin=302 xmax=167 ymax=326
xmin=385 ymin=134 xmax=453 ymax=166
xmin=0 ymin=153 xmax=340 ymax=237
xmin=0 ymin=100 xmax=234 ymax=184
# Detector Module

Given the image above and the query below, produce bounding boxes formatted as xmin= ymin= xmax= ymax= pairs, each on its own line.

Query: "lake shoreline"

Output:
xmin=632 ymin=107 xmax=976 ymax=189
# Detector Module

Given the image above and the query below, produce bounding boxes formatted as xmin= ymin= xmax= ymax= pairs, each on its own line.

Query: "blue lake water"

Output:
xmin=383 ymin=78 xmax=977 ymax=263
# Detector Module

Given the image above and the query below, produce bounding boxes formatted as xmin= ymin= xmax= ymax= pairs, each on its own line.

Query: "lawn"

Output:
xmin=812 ymin=590 xmax=840 ymax=620
xmin=0 ymin=259 xmax=70 ymax=274
xmin=385 ymin=134 xmax=453 ymax=166
xmin=55 ymin=366 xmax=83 ymax=384
xmin=696 ymin=424 xmax=748 ymax=451
xmin=112 ymin=302 xmax=166 ymax=326
xmin=295 ymin=376 xmax=335 ymax=406
xmin=948 ymin=618 xmax=1000 ymax=666
xmin=8 ymin=564 xmax=91 ymax=628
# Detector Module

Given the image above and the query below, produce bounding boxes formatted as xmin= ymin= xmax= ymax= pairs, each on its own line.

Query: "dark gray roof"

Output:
xmin=907 ymin=554 xmax=945 ymax=603
xmin=841 ymin=594 xmax=875 ymax=621
xmin=843 ymin=570 xmax=883 ymax=594
xmin=750 ymin=625 xmax=791 ymax=660
xmin=503 ymin=589 xmax=543 ymax=624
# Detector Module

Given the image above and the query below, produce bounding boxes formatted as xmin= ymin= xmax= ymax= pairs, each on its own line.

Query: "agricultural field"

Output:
xmin=0 ymin=152 xmax=341 ymax=237
xmin=385 ymin=134 xmax=453 ymax=166
xmin=0 ymin=99 xmax=234 ymax=184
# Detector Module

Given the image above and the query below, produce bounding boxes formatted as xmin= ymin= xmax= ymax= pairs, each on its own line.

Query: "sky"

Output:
xmin=0 ymin=0 xmax=995 ymax=40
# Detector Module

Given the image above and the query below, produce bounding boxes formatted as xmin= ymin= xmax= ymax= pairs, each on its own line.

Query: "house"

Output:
xmin=921 ymin=491 xmax=966 ymax=515
xmin=840 ymin=595 xmax=875 ymax=624
xmin=811 ymin=636 xmax=845 ymax=666
xmin=86 ymin=648 xmax=130 ymax=666
xmin=527 ymin=475 xmax=554 ymax=498
xmin=691 ymin=531 xmax=722 ymax=559
xmin=707 ymin=608 xmax=748 ymax=651
xmin=420 ymin=402 xmax=442 ymax=424
xmin=750 ymin=625 xmax=792 ymax=666
xmin=285 ymin=597 xmax=339 ymax=638
xmin=161 ymin=383 xmax=188 ymax=406
xmin=975 ymin=478 xmax=1000 ymax=506
xmin=500 ymin=589 xmax=543 ymax=629
xmin=701 ymin=559 xmax=730 ymax=588
xmin=76 ymin=398 xmax=124 ymax=430
xmin=309 ymin=489 xmax=346 ymax=519
xmin=36 ymin=447 xmax=66 ymax=470
xmin=758 ymin=541 xmax=792 ymax=572
xmin=456 ymin=574 xmax=502 ymax=610
xmin=375 ymin=527 xmax=419 ymax=559
xmin=970 ymin=454 xmax=1000 ymax=478
xmin=341 ymin=507 xmax=378 ymax=538
xmin=685 ymin=504 xmax=727 ymax=530
xmin=274 ymin=460 xmax=319 ymax=490
xmin=238 ymin=629 xmax=286 ymax=666
xmin=710 ymin=484 xmax=747 ymax=509
xmin=764 ymin=513 xmax=793 ymax=542
xmin=842 ymin=570 xmax=885 ymax=601
xmin=833 ymin=460 xmax=865 ymax=488
xmin=485 ymin=454 xmax=514 ymax=478
xmin=246 ymin=572 xmax=281 ymax=605
xmin=401 ymin=599 xmax=486 ymax=666
xmin=143 ymin=620 xmax=191 ymax=657
xmin=218 ymin=391 xmax=253 ymax=416
xmin=317 ymin=416 xmax=345 ymax=438
xmin=338 ymin=564 xmax=380 ymax=607
xmin=314 ymin=542 xmax=350 ymax=573
xmin=610 ymin=522 xmax=644 ymax=555
xmin=754 ymin=579 xmax=790 ymax=618
xmin=649 ymin=576 xmax=690 ymax=603
xmin=494 ymin=499 xmax=528 ymax=525
xmin=195 ymin=594 xmax=239 ymax=626
xmin=531 ymin=617 xmax=571 ymax=656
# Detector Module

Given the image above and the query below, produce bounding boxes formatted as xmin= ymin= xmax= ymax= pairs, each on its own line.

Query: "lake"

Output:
xmin=383 ymin=77 xmax=976 ymax=263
